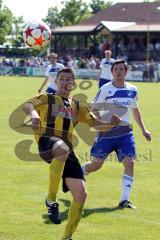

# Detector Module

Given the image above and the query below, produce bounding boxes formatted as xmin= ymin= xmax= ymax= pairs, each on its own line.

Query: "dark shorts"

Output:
xmin=62 ymin=151 xmax=85 ymax=193
xmin=99 ymin=78 xmax=111 ymax=88
xmin=38 ymin=136 xmax=84 ymax=193
xmin=46 ymin=87 xmax=57 ymax=94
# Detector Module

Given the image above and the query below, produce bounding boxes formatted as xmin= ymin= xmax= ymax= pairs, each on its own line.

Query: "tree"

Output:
xmin=44 ymin=0 xmax=113 ymax=28
xmin=43 ymin=7 xmax=63 ymax=28
xmin=10 ymin=16 xmax=25 ymax=47
xmin=44 ymin=0 xmax=90 ymax=27
xmin=0 ymin=1 xmax=13 ymax=44
xmin=90 ymin=0 xmax=112 ymax=14
xmin=60 ymin=0 xmax=90 ymax=25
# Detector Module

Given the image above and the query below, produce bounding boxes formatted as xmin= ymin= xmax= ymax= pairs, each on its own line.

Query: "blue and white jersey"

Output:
xmin=94 ymin=82 xmax=138 ymax=124
xmin=45 ymin=63 xmax=64 ymax=91
xmin=91 ymin=82 xmax=138 ymax=157
xmin=100 ymin=58 xmax=115 ymax=80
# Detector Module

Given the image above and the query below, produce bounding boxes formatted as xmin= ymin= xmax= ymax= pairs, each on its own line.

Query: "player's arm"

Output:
xmin=23 ymin=95 xmax=47 ymax=129
xmin=91 ymin=114 xmax=121 ymax=131
xmin=132 ymin=107 xmax=151 ymax=141
xmin=38 ymin=76 xmax=49 ymax=93
xmin=23 ymin=103 xmax=40 ymax=130
xmin=77 ymin=103 xmax=121 ymax=131
xmin=131 ymin=88 xmax=151 ymax=141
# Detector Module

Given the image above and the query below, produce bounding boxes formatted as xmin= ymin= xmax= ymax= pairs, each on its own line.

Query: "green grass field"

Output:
xmin=0 ymin=76 xmax=160 ymax=240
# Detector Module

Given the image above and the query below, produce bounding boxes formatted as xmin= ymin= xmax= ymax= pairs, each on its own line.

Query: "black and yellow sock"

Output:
xmin=62 ymin=200 xmax=84 ymax=240
xmin=47 ymin=159 xmax=65 ymax=202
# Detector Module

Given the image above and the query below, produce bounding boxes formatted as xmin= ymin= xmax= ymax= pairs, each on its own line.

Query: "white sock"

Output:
xmin=81 ymin=164 xmax=89 ymax=175
xmin=120 ymin=174 xmax=133 ymax=202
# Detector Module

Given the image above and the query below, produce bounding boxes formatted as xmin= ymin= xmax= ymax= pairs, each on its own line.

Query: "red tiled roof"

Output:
xmin=79 ymin=2 xmax=160 ymax=25
xmin=53 ymin=2 xmax=160 ymax=33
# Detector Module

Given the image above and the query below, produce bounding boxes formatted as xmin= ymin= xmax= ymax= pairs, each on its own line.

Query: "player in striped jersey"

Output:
xmin=23 ymin=68 xmax=120 ymax=240
xmin=82 ymin=59 xmax=151 ymax=209
xmin=38 ymin=52 xmax=64 ymax=94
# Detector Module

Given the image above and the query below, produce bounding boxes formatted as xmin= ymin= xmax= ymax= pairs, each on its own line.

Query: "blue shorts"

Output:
xmin=99 ymin=78 xmax=111 ymax=88
xmin=46 ymin=87 xmax=57 ymax=94
xmin=91 ymin=133 xmax=136 ymax=162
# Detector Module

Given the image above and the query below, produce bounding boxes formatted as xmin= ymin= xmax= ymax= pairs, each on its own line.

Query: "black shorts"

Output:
xmin=38 ymin=136 xmax=58 ymax=163
xmin=62 ymin=151 xmax=85 ymax=193
xmin=38 ymin=136 xmax=84 ymax=193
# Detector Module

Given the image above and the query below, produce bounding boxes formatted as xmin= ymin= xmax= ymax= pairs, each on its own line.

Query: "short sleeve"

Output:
xmin=27 ymin=94 xmax=48 ymax=108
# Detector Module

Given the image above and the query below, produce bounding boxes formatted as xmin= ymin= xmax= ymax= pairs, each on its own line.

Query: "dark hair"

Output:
xmin=57 ymin=67 xmax=75 ymax=80
xmin=111 ymin=59 xmax=128 ymax=72
xmin=48 ymin=52 xmax=58 ymax=59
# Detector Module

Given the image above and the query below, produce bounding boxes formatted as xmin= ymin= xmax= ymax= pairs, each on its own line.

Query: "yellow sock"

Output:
xmin=47 ymin=159 xmax=65 ymax=202
xmin=62 ymin=200 xmax=84 ymax=240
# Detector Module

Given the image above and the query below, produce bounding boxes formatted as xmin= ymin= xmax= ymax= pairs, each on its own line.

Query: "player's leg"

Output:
xmin=62 ymin=178 xmax=87 ymax=240
xmin=62 ymin=152 xmax=86 ymax=240
xmin=82 ymin=136 xmax=113 ymax=175
xmin=118 ymin=157 xmax=135 ymax=208
xmin=81 ymin=157 xmax=104 ymax=175
xmin=47 ymin=139 xmax=70 ymax=202
xmin=38 ymin=136 xmax=70 ymax=223
xmin=116 ymin=133 xmax=136 ymax=209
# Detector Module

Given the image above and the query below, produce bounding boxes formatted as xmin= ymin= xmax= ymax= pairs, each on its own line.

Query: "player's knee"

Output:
xmin=124 ymin=158 xmax=134 ymax=170
xmin=53 ymin=148 xmax=70 ymax=161
xmin=80 ymin=190 xmax=87 ymax=203
xmin=92 ymin=160 xmax=104 ymax=171
xmin=75 ymin=189 xmax=87 ymax=203
xmin=52 ymin=141 xmax=70 ymax=161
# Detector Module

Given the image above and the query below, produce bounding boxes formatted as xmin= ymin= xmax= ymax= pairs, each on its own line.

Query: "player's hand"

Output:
xmin=110 ymin=114 xmax=121 ymax=126
xmin=31 ymin=116 xmax=41 ymax=130
xmin=143 ymin=129 xmax=151 ymax=141
xmin=30 ymin=111 xmax=41 ymax=130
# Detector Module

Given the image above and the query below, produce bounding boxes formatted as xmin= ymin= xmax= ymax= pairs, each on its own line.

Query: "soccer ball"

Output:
xmin=23 ymin=20 xmax=51 ymax=50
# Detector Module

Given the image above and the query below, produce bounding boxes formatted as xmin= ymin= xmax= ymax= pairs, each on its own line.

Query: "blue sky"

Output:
xmin=3 ymin=0 xmax=148 ymax=22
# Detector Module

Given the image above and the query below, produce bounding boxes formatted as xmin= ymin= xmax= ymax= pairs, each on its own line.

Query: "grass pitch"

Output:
xmin=0 ymin=76 xmax=160 ymax=240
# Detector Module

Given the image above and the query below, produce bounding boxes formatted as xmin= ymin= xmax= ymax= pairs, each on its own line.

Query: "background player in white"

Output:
xmin=82 ymin=59 xmax=151 ymax=209
xmin=38 ymin=52 xmax=64 ymax=94
xmin=99 ymin=50 xmax=115 ymax=88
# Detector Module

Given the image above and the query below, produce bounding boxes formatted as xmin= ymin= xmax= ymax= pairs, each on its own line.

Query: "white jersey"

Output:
xmin=94 ymin=82 xmax=138 ymax=124
xmin=100 ymin=58 xmax=115 ymax=80
xmin=45 ymin=63 xmax=64 ymax=90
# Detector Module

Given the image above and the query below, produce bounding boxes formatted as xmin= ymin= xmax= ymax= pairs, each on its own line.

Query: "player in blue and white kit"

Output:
xmin=99 ymin=50 xmax=115 ymax=88
xmin=38 ymin=52 xmax=64 ymax=94
xmin=82 ymin=59 xmax=151 ymax=209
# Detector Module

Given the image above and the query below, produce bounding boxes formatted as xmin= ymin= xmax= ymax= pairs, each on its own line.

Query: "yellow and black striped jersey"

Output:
xmin=28 ymin=94 xmax=96 ymax=145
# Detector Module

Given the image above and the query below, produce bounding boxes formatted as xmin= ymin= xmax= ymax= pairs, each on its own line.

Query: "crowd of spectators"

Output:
xmin=1 ymin=34 xmax=160 ymax=69
xmin=0 ymin=56 xmax=50 ymax=68
xmin=0 ymin=55 xmax=158 ymax=82
xmin=58 ymin=36 xmax=160 ymax=62
xmin=0 ymin=55 xmax=101 ymax=69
